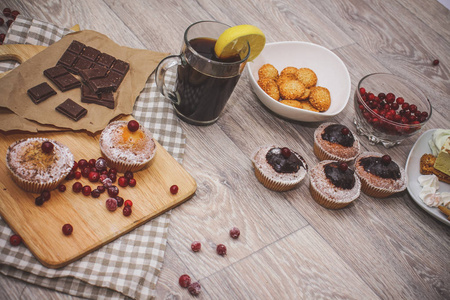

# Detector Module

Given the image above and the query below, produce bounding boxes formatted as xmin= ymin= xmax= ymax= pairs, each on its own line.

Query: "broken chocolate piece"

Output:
xmin=27 ymin=82 xmax=57 ymax=104
xmin=79 ymin=66 xmax=109 ymax=82
xmin=44 ymin=65 xmax=81 ymax=91
xmin=111 ymin=59 xmax=130 ymax=75
xmin=81 ymin=85 xmax=115 ymax=109
xmin=57 ymin=51 xmax=78 ymax=72
xmin=55 ymin=98 xmax=87 ymax=121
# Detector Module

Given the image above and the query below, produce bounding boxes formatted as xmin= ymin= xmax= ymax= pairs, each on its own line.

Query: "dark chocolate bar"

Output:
xmin=79 ymin=66 xmax=109 ymax=82
xmin=27 ymin=82 xmax=57 ymax=104
xmin=55 ymin=98 xmax=87 ymax=121
xmin=81 ymin=85 xmax=115 ymax=109
xmin=81 ymin=46 xmax=101 ymax=61
xmin=111 ymin=60 xmax=130 ymax=75
xmin=96 ymin=53 xmax=116 ymax=68
xmin=67 ymin=40 xmax=85 ymax=54
xmin=44 ymin=65 xmax=81 ymax=91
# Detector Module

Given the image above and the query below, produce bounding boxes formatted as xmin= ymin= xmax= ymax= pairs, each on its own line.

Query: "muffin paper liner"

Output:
xmin=101 ymin=151 xmax=155 ymax=173
xmin=358 ymin=176 xmax=396 ymax=198
xmin=309 ymin=182 xmax=355 ymax=209
xmin=8 ymin=169 xmax=67 ymax=193
xmin=313 ymin=142 xmax=356 ymax=163
xmin=253 ymin=163 xmax=300 ymax=192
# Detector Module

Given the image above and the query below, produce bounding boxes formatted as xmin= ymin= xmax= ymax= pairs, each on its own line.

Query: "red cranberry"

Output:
xmin=106 ymin=198 xmax=118 ymax=211
xmin=97 ymin=185 xmax=106 ymax=193
xmin=123 ymin=205 xmax=132 ymax=216
xmin=108 ymin=168 xmax=118 ymax=175
xmin=432 ymin=59 xmax=439 ymax=66
xmin=378 ymin=92 xmax=386 ymax=100
xmin=216 ymin=244 xmax=227 ymax=256
xmin=40 ymin=190 xmax=50 ymax=201
xmin=128 ymin=178 xmax=137 ymax=187
xmin=41 ymin=141 xmax=54 ymax=153
xmin=87 ymin=158 xmax=95 ymax=168
xmin=386 ymin=93 xmax=395 ymax=103
xmin=391 ymin=103 xmax=399 ymax=110
xmin=9 ymin=234 xmax=22 ymax=246
xmin=62 ymin=224 xmax=73 ymax=236
xmin=74 ymin=171 xmax=82 ymax=179
xmin=341 ymin=127 xmax=350 ymax=135
xmin=95 ymin=158 xmax=107 ymax=171
xmin=72 ymin=161 xmax=78 ymax=171
xmin=421 ymin=111 xmax=429 ymax=118
xmin=0 ymin=32 xmax=5 ymax=41
xmin=124 ymin=170 xmax=134 ymax=180
xmin=170 ymin=184 xmax=179 ymax=194
xmin=118 ymin=176 xmax=128 ymax=187
xmin=3 ymin=8 xmax=11 ymax=17
xmin=6 ymin=19 xmax=13 ymax=27
xmin=338 ymin=162 xmax=348 ymax=172
xmin=72 ymin=182 xmax=83 ymax=193
xmin=409 ymin=104 xmax=417 ymax=113
xmin=11 ymin=10 xmax=19 ymax=19
xmin=127 ymin=120 xmax=140 ymax=132
xmin=107 ymin=186 xmax=119 ymax=197
xmin=65 ymin=170 xmax=75 ymax=180
xmin=78 ymin=159 xmax=88 ymax=169
xmin=100 ymin=174 xmax=108 ymax=183
xmin=116 ymin=196 xmax=124 ymax=207
xmin=401 ymin=103 xmax=409 ymax=110
xmin=91 ymin=189 xmax=101 ymax=198
xmin=82 ymin=185 xmax=92 ymax=196
xmin=191 ymin=241 xmax=201 ymax=252
xmin=396 ymin=97 xmax=404 ymax=105
xmin=359 ymin=87 xmax=366 ymax=95
xmin=230 ymin=227 xmax=240 ymax=239
xmin=81 ymin=167 xmax=91 ymax=178
xmin=58 ymin=184 xmax=66 ymax=192
xmin=102 ymin=178 xmax=113 ymax=188
xmin=188 ymin=282 xmax=201 ymax=296
xmin=381 ymin=155 xmax=391 ymax=165
xmin=281 ymin=147 xmax=291 ymax=158
xmin=179 ymin=274 xmax=191 ymax=288
xmin=35 ymin=195 xmax=44 ymax=206
xmin=88 ymin=171 xmax=99 ymax=182
xmin=124 ymin=199 xmax=133 ymax=207
xmin=108 ymin=172 xmax=117 ymax=183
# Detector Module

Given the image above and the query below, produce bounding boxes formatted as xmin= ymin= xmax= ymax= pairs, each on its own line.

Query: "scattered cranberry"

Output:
xmin=86 ymin=158 xmax=95 ymax=168
xmin=78 ymin=159 xmax=88 ymax=169
xmin=108 ymin=168 xmax=118 ymax=175
xmin=341 ymin=127 xmax=350 ymax=135
xmin=191 ymin=241 xmax=201 ymax=252
xmin=107 ymin=185 xmax=119 ymax=197
xmin=3 ymin=8 xmax=11 ymax=17
xmin=41 ymin=190 xmax=51 ymax=201
xmin=74 ymin=171 xmax=82 ymax=179
xmin=95 ymin=158 xmax=107 ymax=171
xmin=35 ymin=195 xmax=44 ymax=206
xmin=41 ymin=141 xmax=54 ymax=153
xmin=124 ymin=170 xmax=134 ymax=180
xmin=188 ymin=282 xmax=201 ymax=296
xmin=97 ymin=185 xmax=106 ymax=193
xmin=82 ymin=185 xmax=92 ymax=196
xmin=81 ymin=167 xmax=91 ymax=178
xmin=339 ymin=162 xmax=348 ymax=172
xmin=128 ymin=178 xmax=137 ymax=187
xmin=58 ymin=184 xmax=66 ymax=192
xmin=9 ymin=234 xmax=22 ymax=246
xmin=216 ymin=244 xmax=227 ymax=256
xmin=108 ymin=172 xmax=117 ymax=183
xmin=116 ymin=196 xmax=124 ymax=207
xmin=72 ymin=182 xmax=83 ymax=193
xmin=102 ymin=178 xmax=113 ymax=188
xmin=281 ymin=147 xmax=291 ymax=158
xmin=359 ymin=87 xmax=366 ymax=95
xmin=6 ymin=19 xmax=13 ymax=27
xmin=230 ymin=227 xmax=240 ymax=239
xmin=170 ymin=184 xmax=179 ymax=194
xmin=127 ymin=120 xmax=140 ymax=132
xmin=381 ymin=155 xmax=391 ymax=165
xmin=123 ymin=205 xmax=132 ymax=216
xmin=91 ymin=189 xmax=101 ymax=198
xmin=62 ymin=224 xmax=73 ymax=236
xmin=179 ymin=274 xmax=191 ymax=288
xmin=72 ymin=161 xmax=78 ymax=171
xmin=0 ymin=33 xmax=4 ymax=42
xmin=11 ymin=10 xmax=19 ymax=19
xmin=124 ymin=199 xmax=133 ymax=207
xmin=88 ymin=171 xmax=99 ymax=182
xmin=432 ymin=59 xmax=439 ymax=66
xmin=106 ymin=198 xmax=118 ymax=211
xmin=118 ymin=176 xmax=128 ymax=187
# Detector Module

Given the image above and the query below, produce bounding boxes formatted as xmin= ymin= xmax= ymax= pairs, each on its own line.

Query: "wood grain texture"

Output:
xmin=1 ymin=0 xmax=449 ymax=299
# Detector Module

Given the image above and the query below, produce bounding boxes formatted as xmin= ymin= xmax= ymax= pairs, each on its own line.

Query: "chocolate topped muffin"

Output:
xmin=314 ymin=122 xmax=360 ymax=162
xmin=251 ymin=145 xmax=308 ymax=191
xmin=355 ymin=152 xmax=407 ymax=198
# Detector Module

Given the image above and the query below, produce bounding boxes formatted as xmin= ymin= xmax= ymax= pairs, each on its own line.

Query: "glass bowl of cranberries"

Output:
xmin=354 ymin=73 xmax=432 ymax=148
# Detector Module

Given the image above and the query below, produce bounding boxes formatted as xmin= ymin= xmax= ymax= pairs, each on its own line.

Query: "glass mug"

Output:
xmin=155 ymin=21 xmax=250 ymax=125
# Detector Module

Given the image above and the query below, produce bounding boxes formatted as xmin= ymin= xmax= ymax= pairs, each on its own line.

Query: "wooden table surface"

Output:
xmin=1 ymin=0 xmax=449 ymax=299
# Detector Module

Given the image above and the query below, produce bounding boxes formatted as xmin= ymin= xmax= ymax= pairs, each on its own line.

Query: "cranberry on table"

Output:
xmin=124 ymin=170 xmax=134 ymax=180
xmin=82 ymin=185 xmax=92 ymax=196
xmin=72 ymin=182 xmax=83 ymax=193
xmin=230 ymin=227 xmax=240 ymax=239
xmin=11 ymin=10 xmax=19 ymax=19
xmin=115 ymin=196 xmax=124 ymax=207
xmin=9 ymin=234 xmax=22 ymax=246
xmin=179 ymin=274 xmax=191 ymax=288
xmin=128 ymin=178 xmax=137 ymax=187
xmin=62 ymin=224 xmax=73 ymax=236
xmin=74 ymin=171 xmax=82 ymax=179
xmin=123 ymin=205 xmax=132 ymax=216
xmin=188 ymin=282 xmax=202 ymax=296
xmin=35 ymin=195 xmax=44 ymax=206
xmin=108 ymin=172 xmax=117 ymax=183
xmin=127 ymin=120 xmax=140 ymax=132
xmin=107 ymin=185 xmax=119 ymax=197
xmin=170 ymin=184 xmax=179 ymax=195
xmin=58 ymin=184 xmax=66 ymax=192
xmin=3 ymin=8 xmax=11 ymax=17
xmin=41 ymin=141 xmax=54 ymax=153
xmin=108 ymin=168 xmax=118 ymax=175
xmin=191 ymin=241 xmax=201 ymax=252
xmin=118 ymin=176 xmax=128 ymax=187
xmin=91 ymin=189 xmax=101 ymax=198
xmin=216 ymin=244 xmax=227 ymax=256
xmin=106 ymin=198 xmax=118 ymax=211
xmin=95 ymin=158 xmax=108 ymax=171
xmin=124 ymin=199 xmax=133 ymax=207
xmin=97 ymin=185 xmax=106 ymax=193
xmin=81 ymin=167 xmax=91 ymax=178
xmin=78 ymin=159 xmax=88 ymax=169
xmin=72 ymin=161 xmax=78 ymax=171
xmin=432 ymin=59 xmax=439 ymax=66
xmin=88 ymin=171 xmax=99 ymax=182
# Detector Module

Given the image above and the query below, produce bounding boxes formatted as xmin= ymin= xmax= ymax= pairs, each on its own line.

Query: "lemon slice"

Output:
xmin=214 ymin=24 xmax=265 ymax=61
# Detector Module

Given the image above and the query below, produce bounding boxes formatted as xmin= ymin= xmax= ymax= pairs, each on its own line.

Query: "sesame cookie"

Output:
xmin=280 ymin=66 xmax=298 ymax=78
xmin=296 ymin=68 xmax=318 ymax=88
xmin=258 ymin=78 xmax=280 ymax=100
xmin=258 ymin=64 xmax=279 ymax=80
xmin=280 ymin=100 xmax=319 ymax=112
xmin=279 ymin=80 xmax=305 ymax=100
xmin=309 ymin=86 xmax=331 ymax=112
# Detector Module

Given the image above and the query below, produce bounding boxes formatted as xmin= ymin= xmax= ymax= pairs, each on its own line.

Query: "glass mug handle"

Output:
xmin=155 ymin=54 xmax=182 ymax=104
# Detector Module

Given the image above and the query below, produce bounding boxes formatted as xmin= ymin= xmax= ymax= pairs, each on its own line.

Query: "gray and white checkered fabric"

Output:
xmin=0 ymin=16 xmax=185 ymax=300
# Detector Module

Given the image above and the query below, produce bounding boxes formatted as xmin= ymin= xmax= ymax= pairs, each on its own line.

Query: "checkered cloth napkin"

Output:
xmin=0 ymin=16 xmax=185 ymax=300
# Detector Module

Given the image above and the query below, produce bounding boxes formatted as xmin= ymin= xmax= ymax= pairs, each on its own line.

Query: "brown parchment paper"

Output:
xmin=0 ymin=30 xmax=168 ymax=133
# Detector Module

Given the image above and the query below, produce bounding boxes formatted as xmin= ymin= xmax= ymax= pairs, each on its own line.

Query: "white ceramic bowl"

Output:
xmin=247 ymin=41 xmax=351 ymax=122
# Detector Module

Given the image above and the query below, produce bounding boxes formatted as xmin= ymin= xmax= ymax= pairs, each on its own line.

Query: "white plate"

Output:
xmin=405 ymin=129 xmax=450 ymax=226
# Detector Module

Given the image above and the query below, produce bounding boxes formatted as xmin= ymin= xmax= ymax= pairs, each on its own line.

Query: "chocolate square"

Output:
xmin=111 ymin=60 xmax=130 ymax=75
xmin=107 ymin=70 xmax=125 ymax=91
xmin=44 ymin=65 xmax=81 ymax=92
xmin=44 ymin=65 xmax=68 ymax=78
xmin=72 ymin=57 xmax=94 ymax=73
xmin=81 ymin=46 xmax=101 ymax=61
xmin=67 ymin=40 xmax=85 ymax=54
xmin=55 ymin=98 xmax=87 ymax=121
xmin=27 ymin=82 xmax=57 ymax=104
xmin=81 ymin=85 xmax=115 ymax=109
xmin=87 ymin=77 xmax=116 ymax=94
xmin=96 ymin=53 xmax=116 ymax=68
xmin=79 ymin=66 xmax=109 ymax=82
xmin=57 ymin=51 xmax=78 ymax=70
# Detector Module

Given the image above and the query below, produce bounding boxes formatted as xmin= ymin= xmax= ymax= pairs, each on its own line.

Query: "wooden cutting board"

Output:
xmin=0 ymin=43 xmax=196 ymax=268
